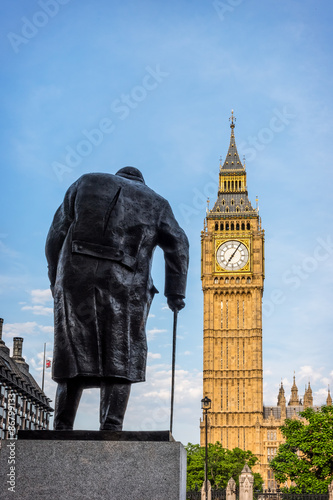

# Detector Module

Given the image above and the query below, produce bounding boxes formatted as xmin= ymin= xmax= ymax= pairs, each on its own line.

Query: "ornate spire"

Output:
xmin=209 ymin=112 xmax=257 ymax=216
xmin=277 ymin=381 xmax=286 ymax=407
xmin=327 ymin=386 xmax=332 ymax=406
xmin=303 ymin=381 xmax=313 ymax=408
xmin=221 ymin=110 xmax=244 ymax=171
xmin=289 ymin=373 xmax=300 ymax=406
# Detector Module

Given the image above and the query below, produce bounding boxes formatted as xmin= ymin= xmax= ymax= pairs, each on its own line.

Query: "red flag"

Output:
xmin=46 ymin=360 xmax=51 ymax=368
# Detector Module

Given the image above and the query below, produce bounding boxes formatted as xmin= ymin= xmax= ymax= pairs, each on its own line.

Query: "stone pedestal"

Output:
xmin=201 ymin=479 xmax=212 ymax=500
xmin=239 ymin=464 xmax=254 ymax=500
xmin=329 ymin=479 xmax=333 ymax=500
xmin=0 ymin=432 xmax=187 ymax=500
xmin=226 ymin=477 xmax=237 ymax=500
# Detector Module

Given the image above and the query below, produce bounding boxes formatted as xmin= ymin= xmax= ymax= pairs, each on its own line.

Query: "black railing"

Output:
xmin=212 ymin=487 xmax=227 ymax=500
xmin=254 ymin=490 xmax=279 ymax=500
xmin=186 ymin=485 xmax=227 ymax=500
xmin=188 ymin=487 xmax=329 ymax=500
xmin=254 ymin=490 xmax=329 ymax=500
xmin=282 ymin=494 xmax=328 ymax=500
xmin=187 ymin=484 xmax=201 ymax=500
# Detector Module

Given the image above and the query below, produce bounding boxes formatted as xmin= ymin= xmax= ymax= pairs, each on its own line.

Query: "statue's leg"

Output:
xmin=53 ymin=378 xmax=84 ymax=430
xmin=99 ymin=380 xmax=131 ymax=431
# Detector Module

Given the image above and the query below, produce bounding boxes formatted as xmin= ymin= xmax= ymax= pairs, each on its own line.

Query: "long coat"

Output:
xmin=46 ymin=172 xmax=189 ymax=383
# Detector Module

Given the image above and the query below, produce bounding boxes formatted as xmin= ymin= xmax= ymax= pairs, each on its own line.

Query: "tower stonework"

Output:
xmin=199 ymin=114 xmax=332 ymax=489
xmin=200 ymin=111 xmax=265 ymax=455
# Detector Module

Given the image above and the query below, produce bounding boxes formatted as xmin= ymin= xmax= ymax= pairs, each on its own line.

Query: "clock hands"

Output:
xmin=227 ymin=243 xmax=241 ymax=264
xmin=217 ymin=240 xmax=248 ymax=271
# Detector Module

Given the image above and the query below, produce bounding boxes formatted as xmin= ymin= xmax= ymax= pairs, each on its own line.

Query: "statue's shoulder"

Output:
xmin=73 ymin=172 xmax=118 ymax=190
xmin=77 ymin=172 xmax=115 ymax=183
xmin=73 ymin=173 xmax=169 ymax=206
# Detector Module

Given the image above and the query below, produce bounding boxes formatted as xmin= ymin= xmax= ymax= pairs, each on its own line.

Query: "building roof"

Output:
xmin=263 ymin=405 xmax=323 ymax=420
xmin=211 ymin=192 xmax=256 ymax=216
xmin=263 ymin=406 xmax=281 ymax=419
xmin=0 ymin=338 xmax=53 ymax=411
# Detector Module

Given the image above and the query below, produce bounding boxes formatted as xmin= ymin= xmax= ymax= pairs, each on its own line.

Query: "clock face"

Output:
xmin=216 ymin=240 xmax=249 ymax=271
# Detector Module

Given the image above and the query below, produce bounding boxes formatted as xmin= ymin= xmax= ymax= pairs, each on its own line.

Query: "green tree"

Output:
xmin=186 ymin=442 xmax=263 ymax=491
xmin=270 ymin=406 xmax=333 ymax=493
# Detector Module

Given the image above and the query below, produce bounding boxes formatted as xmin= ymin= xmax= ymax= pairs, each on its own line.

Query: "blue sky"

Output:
xmin=1 ymin=0 xmax=333 ymax=445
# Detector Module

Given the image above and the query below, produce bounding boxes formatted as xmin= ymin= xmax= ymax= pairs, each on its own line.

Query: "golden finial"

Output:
xmin=229 ymin=109 xmax=236 ymax=128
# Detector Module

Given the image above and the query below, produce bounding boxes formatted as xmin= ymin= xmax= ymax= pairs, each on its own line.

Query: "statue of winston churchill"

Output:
xmin=45 ymin=167 xmax=189 ymax=431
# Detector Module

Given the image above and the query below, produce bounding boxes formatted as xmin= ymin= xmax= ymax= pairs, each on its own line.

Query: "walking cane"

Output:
xmin=170 ymin=309 xmax=178 ymax=435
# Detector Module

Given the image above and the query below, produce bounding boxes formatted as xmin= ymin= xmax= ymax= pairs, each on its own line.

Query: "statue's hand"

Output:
xmin=167 ymin=295 xmax=185 ymax=312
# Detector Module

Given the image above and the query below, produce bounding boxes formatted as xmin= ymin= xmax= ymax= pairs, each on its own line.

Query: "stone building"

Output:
xmin=0 ymin=318 xmax=53 ymax=442
xmin=200 ymin=113 xmax=331 ymax=489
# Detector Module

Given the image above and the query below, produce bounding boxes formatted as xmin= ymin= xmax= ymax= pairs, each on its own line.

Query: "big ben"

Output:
xmin=200 ymin=111 xmax=265 ymax=456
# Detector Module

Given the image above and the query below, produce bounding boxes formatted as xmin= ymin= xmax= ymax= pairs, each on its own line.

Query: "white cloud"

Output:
xmin=3 ymin=321 xmax=53 ymax=338
xmin=39 ymin=325 xmax=54 ymax=334
xmin=314 ymin=387 xmax=331 ymax=405
xmin=147 ymin=327 xmax=167 ymax=340
xmin=184 ymin=351 xmax=192 ymax=356
xmin=120 ymin=364 xmax=203 ymax=442
xmin=20 ymin=289 xmax=53 ymax=315
xmin=298 ymin=365 xmax=322 ymax=383
xmin=30 ymin=289 xmax=52 ymax=304
xmin=148 ymin=352 xmax=161 ymax=359
xmin=21 ymin=305 xmax=53 ymax=316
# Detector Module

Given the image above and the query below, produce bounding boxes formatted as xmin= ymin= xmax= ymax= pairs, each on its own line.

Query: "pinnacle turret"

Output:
xmin=288 ymin=374 xmax=300 ymax=406
xmin=303 ymin=381 xmax=313 ymax=408
xmin=277 ymin=381 xmax=286 ymax=407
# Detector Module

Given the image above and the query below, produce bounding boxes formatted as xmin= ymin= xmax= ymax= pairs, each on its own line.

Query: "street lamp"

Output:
xmin=201 ymin=396 xmax=212 ymax=500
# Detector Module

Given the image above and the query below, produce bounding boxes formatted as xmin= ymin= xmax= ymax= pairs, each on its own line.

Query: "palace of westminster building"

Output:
xmin=200 ymin=112 xmax=332 ymax=489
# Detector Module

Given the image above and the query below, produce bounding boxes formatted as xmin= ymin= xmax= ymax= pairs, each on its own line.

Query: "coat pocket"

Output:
xmin=72 ymin=240 xmax=136 ymax=271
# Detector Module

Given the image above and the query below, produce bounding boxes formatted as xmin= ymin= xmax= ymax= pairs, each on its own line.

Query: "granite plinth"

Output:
xmin=18 ymin=429 xmax=174 ymax=441
xmin=0 ymin=437 xmax=187 ymax=500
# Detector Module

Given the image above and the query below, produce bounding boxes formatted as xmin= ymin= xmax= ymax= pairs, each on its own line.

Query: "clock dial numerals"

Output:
xmin=216 ymin=240 xmax=249 ymax=271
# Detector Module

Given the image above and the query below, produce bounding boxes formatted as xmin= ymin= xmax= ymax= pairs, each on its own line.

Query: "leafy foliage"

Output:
xmin=270 ymin=406 xmax=333 ymax=493
xmin=186 ymin=442 xmax=263 ymax=491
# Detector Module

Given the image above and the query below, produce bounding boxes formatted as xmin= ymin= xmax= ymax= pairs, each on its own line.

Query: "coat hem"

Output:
xmin=52 ymin=373 xmax=146 ymax=384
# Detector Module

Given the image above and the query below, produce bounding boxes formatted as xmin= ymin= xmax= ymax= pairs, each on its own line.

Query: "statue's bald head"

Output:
xmin=116 ymin=167 xmax=145 ymax=184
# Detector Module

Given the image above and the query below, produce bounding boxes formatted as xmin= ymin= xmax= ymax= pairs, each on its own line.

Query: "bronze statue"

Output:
xmin=46 ymin=167 xmax=189 ymax=430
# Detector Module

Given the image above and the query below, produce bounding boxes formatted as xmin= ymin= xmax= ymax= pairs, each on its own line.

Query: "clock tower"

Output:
xmin=200 ymin=112 xmax=265 ymax=454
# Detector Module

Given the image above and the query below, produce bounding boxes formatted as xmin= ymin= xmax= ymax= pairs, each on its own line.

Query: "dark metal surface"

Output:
xmin=186 ymin=485 xmax=201 ymax=500
xmin=254 ymin=490 xmax=329 ymax=500
xmin=170 ymin=310 xmax=178 ymax=434
xmin=18 ymin=429 xmax=175 ymax=441
xmin=46 ymin=168 xmax=189 ymax=430
xmin=186 ymin=487 xmax=227 ymax=500
xmin=212 ymin=488 xmax=227 ymax=500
